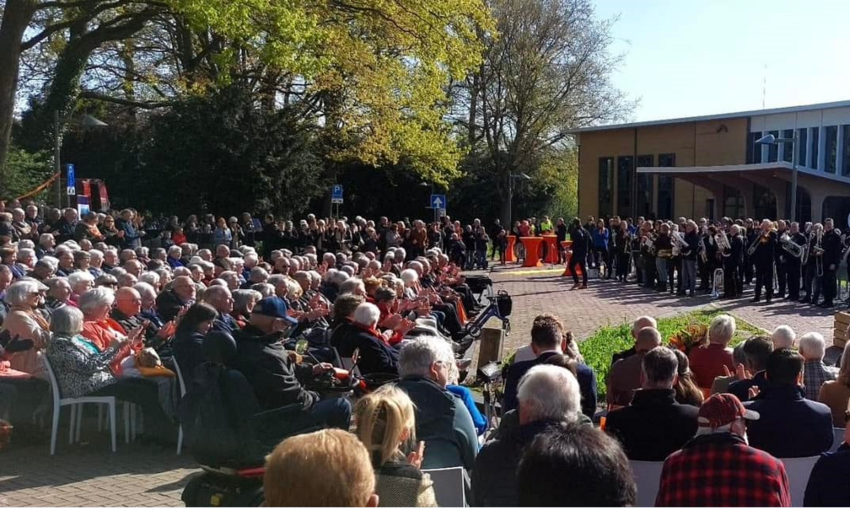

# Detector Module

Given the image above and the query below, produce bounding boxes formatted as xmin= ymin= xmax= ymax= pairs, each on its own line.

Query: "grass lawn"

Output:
xmin=579 ymin=309 xmax=765 ymax=400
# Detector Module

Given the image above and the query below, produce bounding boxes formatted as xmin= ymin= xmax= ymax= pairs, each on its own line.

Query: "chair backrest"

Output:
xmin=831 ymin=427 xmax=845 ymax=452
xmin=42 ymin=355 xmax=62 ymax=405
xmin=514 ymin=345 xmax=535 ymax=363
xmin=172 ymin=357 xmax=187 ymax=396
xmin=780 ymin=456 xmax=820 ymax=508
xmin=629 ymin=460 xmax=665 ymax=508
xmin=421 ymin=467 xmax=465 ymax=507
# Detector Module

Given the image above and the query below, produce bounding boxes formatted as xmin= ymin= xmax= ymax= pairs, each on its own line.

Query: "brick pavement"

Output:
xmin=0 ymin=265 xmax=839 ymax=507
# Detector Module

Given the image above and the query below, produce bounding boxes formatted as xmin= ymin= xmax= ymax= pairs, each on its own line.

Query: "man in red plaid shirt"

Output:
xmin=656 ymin=393 xmax=791 ymax=507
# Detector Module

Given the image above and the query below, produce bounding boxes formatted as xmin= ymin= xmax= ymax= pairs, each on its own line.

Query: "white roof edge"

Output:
xmin=636 ymin=162 xmax=850 ymax=185
xmin=568 ymin=99 xmax=850 ymax=134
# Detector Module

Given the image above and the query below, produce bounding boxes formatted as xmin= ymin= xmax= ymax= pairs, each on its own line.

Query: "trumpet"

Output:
xmin=747 ymin=231 xmax=767 ymax=256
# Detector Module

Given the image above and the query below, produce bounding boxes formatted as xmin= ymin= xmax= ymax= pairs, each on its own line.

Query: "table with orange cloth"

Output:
xmin=520 ymin=237 xmax=544 ymax=267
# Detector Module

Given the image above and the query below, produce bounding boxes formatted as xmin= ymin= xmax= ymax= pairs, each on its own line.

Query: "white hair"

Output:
xmin=79 ymin=287 xmax=115 ymax=312
xmin=398 ymin=336 xmax=454 ymax=379
xmin=771 ymin=325 xmax=796 ymax=349
xmin=518 ymin=365 xmax=581 ymax=423
xmin=352 ymin=303 xmax=381 ymax=327
xmin=51 ymin=305 xmax=84 ymax=337
xmin=631 ymin=316 xmax=657 ymax=334
xmin=400 ymin=269 xmax=418 ymax=285
xmin=339 ymin=278 xmax=365 ymax=296
xmin=709 ymin=314 xmax=736 ymax=345
xmin=16 ymin=248 xmax=35 ymax=263
xmin=798 ymin=332 xmax=825 ymax=360
xmin=89 ymin=249 xmax=104 ymax=261
xmin=67 ymin=271 xmax=95 ymax=287
xmin=167 ymin=245 xmax=182 ymax=256
xmin=133 ymin=282 xmax=157 ymax=300
xmin=139 ymin=271 xmax=160 ymax=287
xmin=5 ymin=280 xmax=48 ymax=306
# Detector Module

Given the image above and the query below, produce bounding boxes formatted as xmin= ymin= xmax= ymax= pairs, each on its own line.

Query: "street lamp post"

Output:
xmin=756 ymin=133 xmax=797 ymax=222
xmin=508 ymin=172 xmax=532 ymax=227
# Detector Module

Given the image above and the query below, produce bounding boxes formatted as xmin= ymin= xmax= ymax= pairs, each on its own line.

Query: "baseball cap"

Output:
xmin=253 ymin=296 xmax=298 ymax=326
xmin=698 ymin=393 xmax=759 ymax=428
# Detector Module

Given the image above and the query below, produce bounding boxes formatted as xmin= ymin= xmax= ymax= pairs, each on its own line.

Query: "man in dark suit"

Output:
xmin=605 ymin=347 xmax=699 ymax=461
xmin=502 ymin=314 xmax=597 ymax=418
xmin=567 ymin=219 xmax=589 ymax=289
xmin=745 ymin=348 xmax=834 ymax=458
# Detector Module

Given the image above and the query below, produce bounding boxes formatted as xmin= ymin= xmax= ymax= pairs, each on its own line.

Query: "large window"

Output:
xmin=724 ymin=186 xmax=744 ymax=219
xmin=782 ymin=129 xmax=794 ymax=163
xmin=598 ymin=157 xmax=613 ymax=218
xmin=825 ymin=126 xmax=838 ymax=174
xmin=748 ymin=132 xmax=763 ymax=163
xmin=753 ymin=183 xmax=776 ymax=220
xmin=767 ymin=130 xmax=779 ymax=162
xmin=616 ymin=156 xmax=633 ymax=218
xmin=798 ymin=128 xmax=808 ymax=167
xmin=811 ymin=127 xmax=820 ymax=169
xmin=636 ymin=155 xmax=654 ymax=219
xmin=657 ymin=153 xmax=676 ymax=220
xmin=785 ymin=184 xmax=812 ymax=223
xmin=843 ymin=125 xmax=850 ymax=176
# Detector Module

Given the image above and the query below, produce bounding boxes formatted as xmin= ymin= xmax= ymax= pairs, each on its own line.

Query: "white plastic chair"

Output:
xmin=629 ymin=460 xmax=664 ymax=508
xmin=43 ymin=356 xmax=117 ymax=455
xmin=173 ymin=358 xmax=187 ymax=455
xmin=421 ymin=467 xmax=465 ymax=507
xmin=830 ymin=427 xmax=845 ymax=452
xmin=780 ymin=456 xmax=820 ymax=507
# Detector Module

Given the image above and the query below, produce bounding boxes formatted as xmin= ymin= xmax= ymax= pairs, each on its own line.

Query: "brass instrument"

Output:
xmin=716 ymin=230 xmax=731 ymax=253
xmin=711 ymin=268 xmax=724 ymax=298
xmin=801 ymin=232 xmax=811 ymax=265
xmin=814 ymin=228 xmax=824 ymax=277
xmin=698 ymin=236 xmax=707 ymax=263
xmin=642 ymin=233 xmax=657 ymax=256
xmin=779 ymin=233 xmax=805 ymax=259
xmin=671 ymin=232 xmax=688 ymax=257
xmin=747 ymin=231 xmax=767 ymax=256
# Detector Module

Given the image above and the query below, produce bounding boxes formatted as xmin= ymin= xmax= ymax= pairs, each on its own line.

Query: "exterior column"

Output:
xmin=806 ymin=127 xmax=814 ymax=168
xmin=838 ymin=125 xmax=846 ymax=176
xmin=818 ymin=126 xmax=827 ymax=172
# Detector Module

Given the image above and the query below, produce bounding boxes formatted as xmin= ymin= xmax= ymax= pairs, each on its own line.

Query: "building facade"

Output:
xmin=573 ymin=100 xmax=850 ymax=226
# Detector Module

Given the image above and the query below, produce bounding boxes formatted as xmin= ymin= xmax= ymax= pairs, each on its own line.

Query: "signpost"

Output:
xmin=430 ymin=194 xmax=446 ymax=223
xmin=66 ymin=164 xmax=76 ymax=207
xmin=331 ymin=184 xmax=343 ymax=219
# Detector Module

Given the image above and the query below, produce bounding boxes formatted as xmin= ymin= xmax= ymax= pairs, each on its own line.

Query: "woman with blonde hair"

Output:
xmin=354 ymin=385 xmax=437 ymax=507
xmin=672 ymin=348 xmax=705 ymax=407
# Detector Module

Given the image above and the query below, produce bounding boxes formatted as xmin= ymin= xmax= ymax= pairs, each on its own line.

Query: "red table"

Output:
xmin=506 ymin=235 xmax=517 ymax=263
xmin=542 ymin=235 xmax=560 ymax=264
xmin=520 ymin=236 xmax=544 ymax=267
xmin=560 ymin=240 xmax=583 ymax=276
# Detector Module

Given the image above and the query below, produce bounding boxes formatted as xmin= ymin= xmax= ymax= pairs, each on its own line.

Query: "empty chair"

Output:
xmin=780 ymin=456 xmax=820 ymax=507
xmin=421 ymin=467 xmax=465 ymax=507
xmin=629 ymin=460 xmax=664 ymax=508
xmin=43 ymin=356 xmax=116 ymax=455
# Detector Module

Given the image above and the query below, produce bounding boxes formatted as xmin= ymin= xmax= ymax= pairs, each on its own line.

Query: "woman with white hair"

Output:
xmin=334 ymin=302 xmax=400 ymax=376
xmin=1 ymin=279 xmax=51 ymax=377
xmin=689 ymin=314 xmax=736 ymax=390
xmin=88 ymin=249 xmax=105 ymax=278
xmin=67 ymin=270 xmax=95 ymax=305
xmin=43 ymin=277 xmax=73 ymax=316
xmin=138 ymin=271 xmax=161 ymax=292
xmin=79 ymin=288 xmax=127 ymax=351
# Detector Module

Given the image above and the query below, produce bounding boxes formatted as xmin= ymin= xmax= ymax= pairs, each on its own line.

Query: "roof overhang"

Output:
xmin=637 ymin=162 xmax=850 ymax=186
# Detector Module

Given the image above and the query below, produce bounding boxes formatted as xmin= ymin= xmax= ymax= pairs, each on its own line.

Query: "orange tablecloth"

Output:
xmin=506 ymin=235 xmax=517 ymax=263
xmin=543 ymin=235 xmax=560 ymax=264
xmin=560 ymin=240 xmax=583 ymax=276
xmin=520 ymin=237 xmax=543 ymax=267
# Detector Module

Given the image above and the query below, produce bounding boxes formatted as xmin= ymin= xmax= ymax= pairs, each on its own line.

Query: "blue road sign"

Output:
xmin=430 ymin=194 xmax=447 ymax=210
xmin=331 ymin=184 xmax=343 ymax=203
xmin=66 ymin=164 xmax=76 ymax=195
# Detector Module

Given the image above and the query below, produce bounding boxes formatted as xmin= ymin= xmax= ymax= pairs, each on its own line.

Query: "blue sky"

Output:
xmin=595 ymin=0 xmax=850 ymax=122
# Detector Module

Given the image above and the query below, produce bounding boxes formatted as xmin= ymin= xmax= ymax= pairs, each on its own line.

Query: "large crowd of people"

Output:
xmin=560 ymin=214 xmax=850 ymax=307
xmin=4 ymin=197 xmax=850 ymax=507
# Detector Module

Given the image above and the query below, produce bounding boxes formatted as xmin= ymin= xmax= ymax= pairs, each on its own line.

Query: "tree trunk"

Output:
xmin=0 ymin=0 xmax=39 ymax=181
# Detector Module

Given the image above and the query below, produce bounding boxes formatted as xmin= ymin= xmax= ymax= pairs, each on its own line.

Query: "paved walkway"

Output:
xmin=0 ymin=265 xmax=839 ymax=506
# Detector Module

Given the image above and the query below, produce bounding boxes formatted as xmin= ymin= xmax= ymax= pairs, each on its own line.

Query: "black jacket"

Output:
xmin=471 ymin=419 xmax=563 ymax=506
xmin=156 ymin=289 xmax=188 ymax=323
xmin=234 ymin=324 xmax=318 ymax=411
xmin=605 ymin=388 xmax=699 ymax=461
xmin=502 ymin=351 xmax=598 ymax=418
xmin=172 ymin=330 xmax=206 ymax=387
xmin=569 ymin=226 xmax=589 ymax=258
xmin=330 ymin=321 xmax=399 ymax=376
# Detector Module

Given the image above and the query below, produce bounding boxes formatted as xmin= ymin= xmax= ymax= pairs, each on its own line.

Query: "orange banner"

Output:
xmin=15 ymin=172 xmax=60 ymax=201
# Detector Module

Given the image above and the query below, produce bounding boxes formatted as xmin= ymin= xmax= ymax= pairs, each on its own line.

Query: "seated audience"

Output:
xmin=1 ymin=279 xmax=51 ymax=377
xmin=606 ymin=347 xmax=699 ymax=461
xmin=517 ymin=423 xmax=637 ymax=507
xmin=710 ymin=342 xmax=747 ymax=395
xmin=397 ymin=337 xmax=477 ymax=470
xmin=354 ymin=385 xmax=437 ymax=507
xmin=819 ymin=341 xmax=850 ymax=427
xmin=473 ymin=364 xmax=582 ymax=506
xmin=502 ymin=314 xmax=597 ymax=417
xmin=798 ymin=332 xmax=837 ymax=400
xmin=671 ymin=348 xmax=704 ymax=406
xmin=745 ymin=348 xmax=833 ymax=458
xmin=610 ymin=315 xmax=657 ymax=366
xmin=728 ymin=335 xmax=773 ymax=402
xmin=607 ymin=326 xmax=661 ymax=407
xmin=263 ymin=429 xmax=379 ymax=507
xmin=804 ymin=406 xmax=850 ymax=507
xmin=656 ymin=393 xmax=789 ymax=507
xmin=771 ymin=325 xmax=796 ymax=350
xmin=172 ymin=302 xmax=217 ymax=384
xmin=688 ymin=314 xmax=736 ymax=389
xmin=336 ymin=302 xmax=399 ymax=376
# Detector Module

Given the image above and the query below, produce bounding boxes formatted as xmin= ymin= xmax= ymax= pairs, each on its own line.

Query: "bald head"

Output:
xmin=635 ymin=327 xmax=662 ymax=353
xmin=631 ymin=316 xmax=657 ymax=339
xmin=115 ymin=287 xmax=142 ymax=317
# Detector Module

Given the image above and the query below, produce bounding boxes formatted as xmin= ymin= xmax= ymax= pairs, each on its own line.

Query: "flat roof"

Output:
xmin=636 ymin=162 xmax=850 ymax=186
xmin=568 ymin=99 xmax=850 ymax=134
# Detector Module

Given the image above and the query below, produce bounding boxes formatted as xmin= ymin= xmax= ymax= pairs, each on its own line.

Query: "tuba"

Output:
xmin=780 ymin=233 xmax=804 ymax=259
xmin=715 ymin=230 xmax=731 ymax=252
